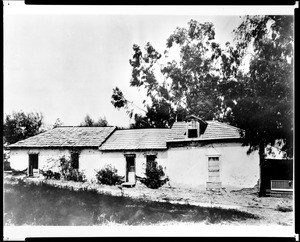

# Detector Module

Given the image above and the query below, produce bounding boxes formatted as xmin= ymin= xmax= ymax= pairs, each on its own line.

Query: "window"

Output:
xmin=146 ymin=155 xmax=157 ymax=170
xmin=187 ymin=119 xmax=199 ymax=138
xmin=208 ymin=156 xmax=220 ymax=182
xmin=188 ymin=129 xmax=198 ymax=138
xmin=71 ymin=152 xmax=79 ymax=169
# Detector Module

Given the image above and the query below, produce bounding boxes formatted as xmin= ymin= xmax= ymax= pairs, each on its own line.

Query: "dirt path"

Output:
xmin=5 ymin=175 xmax=293 ymax=226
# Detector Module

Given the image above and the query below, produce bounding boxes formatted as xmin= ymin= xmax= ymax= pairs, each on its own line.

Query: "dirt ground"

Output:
xmin=4 ymin=174 xmax=294 ymax=226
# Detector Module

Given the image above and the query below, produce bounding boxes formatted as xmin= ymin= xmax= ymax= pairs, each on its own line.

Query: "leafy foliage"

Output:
xmin=140 ymin=160 xmax=168 ymax=189
xmin=59 ymin=156 xmax=86 ymax=182
xmin=52 ymin=118 xmax=63 ymax=128
xmin=3 ymin=111 xmax=44 ymax=145
xmin=40 ymin=170 xmax=61 ymax=180
xmin=79 ymin=114 xmax=108 ymax=127
xmin=95 ymin=164 xmax=123 ymax=185
xmin=111 ymin=20 xmax=239 ymax=127
xmin=111 ymin=16 xmax=293 ymax=160
xmin=221 ymin=15 xmax=293 ymax=157
xmin=130 ymin=99 xmax=175 ymax=129
xmin=111 ymin=87 xmax=128 ymax=109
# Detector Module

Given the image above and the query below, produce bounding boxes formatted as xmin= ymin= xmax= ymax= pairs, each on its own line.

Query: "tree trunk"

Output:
xmin=258 ymin=142 xmax=265 ymax=197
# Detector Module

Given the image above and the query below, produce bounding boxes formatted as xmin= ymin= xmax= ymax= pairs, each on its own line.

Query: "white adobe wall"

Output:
xmin=9 ymin=148 xmax=70 ymax=172
xmin=9 ymin=148 xmax=169 ymax=181
xmin=217 ymin=143 xmax=259 ymax=188
xmin=79 ymin=149 xmax=103 ymax=179
xmin=9 ymin=143 xmax=259 ymax=189
xmin=165 ymin=146 xmax=208 ymax=187
xmin=9 ymin=148 xmax=103 ymax=179
xmin=99 ymin=150 xmax=168 ymax=179
xmin=166 ymin=142 xmax=259 ymax=189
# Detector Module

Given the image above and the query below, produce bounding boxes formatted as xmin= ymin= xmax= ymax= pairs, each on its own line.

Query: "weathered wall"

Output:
xmin=166 ymin=142 xmax=259 ymax=189
xmin=9 ymin=148 xmax=70 ymax=172
xmin=9 ymin=148 xmax=102 ymax=178
xmin=9 ymin=142 xmax=259 ymax=189
xmin=99 ymin=150 xmax=168 ymax=180
xmin=79 ymin=149 xmax=103 ymax=179
xmin=9 ymin=148 xmax=169 ymax=181
xmin=217 ymin=143 xmax=259 ymax=188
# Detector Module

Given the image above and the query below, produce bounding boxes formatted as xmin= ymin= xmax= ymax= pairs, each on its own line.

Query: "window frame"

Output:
xmin=207 ymin=156 xmax=221 ymax=182
xmin=186 ymin=119 xmax=200 ymax=138
xmin=146 ymin=155 xmax=157 ymax=170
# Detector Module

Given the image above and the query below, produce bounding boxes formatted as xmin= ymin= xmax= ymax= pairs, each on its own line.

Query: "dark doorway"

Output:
xmin=28 ymin=154 xmax=38 ymax=176
xmin=126 ymin=156 xmax=136 ymax=183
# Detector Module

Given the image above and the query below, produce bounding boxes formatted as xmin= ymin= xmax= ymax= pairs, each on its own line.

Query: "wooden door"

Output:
xmin=126 ymin=157 xmax=135 ymax=183
xmin=208 ymin=157 xmax=220 ymax=182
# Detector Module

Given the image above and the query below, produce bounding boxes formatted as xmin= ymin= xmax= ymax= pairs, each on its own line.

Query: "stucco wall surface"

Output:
xmin=98 ymin=150 xmax=168 ymax=179
xmin=166 ymin=142 xmax=259 ymax=188
xmin=9 ymin=149 xmax=70 ymax=172
xmin=78 ymin=149 xmax=102 ymax=179
xmin=9 ymin=143 xmax=259 ymax=189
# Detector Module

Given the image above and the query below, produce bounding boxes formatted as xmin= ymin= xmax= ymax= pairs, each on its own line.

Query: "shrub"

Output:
xmin=40 ymin=169 xmax=61 ymax=180
xmin=40 ymin=158 xmax=61 ymax=180
xmin=11 ymin=168 xmax=27 ymax=176
xmin=141 ymin=160 xmax=168 ymax=189
xmin=95 ymin=165 xmax=122 ymax=185
xmin=65 ymin=169 xmax=86 ymax=182
xmin=59 ymin=156 xmax=86 ymax=182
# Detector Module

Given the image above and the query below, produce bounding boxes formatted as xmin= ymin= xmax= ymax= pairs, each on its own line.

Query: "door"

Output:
xmin=208 ymin=157 xmax=220 ymax=182
xmin=28 ymin=154 xmax=38 ymax=176
xmin=126 ymin=156 xmax=136 ymax=183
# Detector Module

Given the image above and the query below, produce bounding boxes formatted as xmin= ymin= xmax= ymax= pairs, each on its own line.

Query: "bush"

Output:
xmin=65 ymin=169 xmax=86 ymax=182
xmin=59 ymin=156 xmax=86 ymax=182
xmin=11 ymin=168 xmax=27 ymax=176
xmin=40 ymin=158 xmax=61 ymax=180
xmin=140 ymin=160 xmax=168 ymax=189
xmin=40 ymin=169 xmax=61 ymax=180
xmin=95 ymin=165 xmax=122 ymax=185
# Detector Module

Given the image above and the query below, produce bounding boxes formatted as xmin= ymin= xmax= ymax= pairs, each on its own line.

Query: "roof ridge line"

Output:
xmin=213 ymin=121 xmax=240 ymax=130
xmin=55 ymin=126 xmax=116 ymax=128
xmin=114 ymin=128 xmax=171 ymax=131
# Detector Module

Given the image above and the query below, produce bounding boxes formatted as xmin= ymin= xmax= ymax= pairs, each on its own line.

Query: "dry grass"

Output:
xmin=4 ymin=178 xmax=259 ymax=226
xmin=4 ymin=174 xmax=293 ymax=226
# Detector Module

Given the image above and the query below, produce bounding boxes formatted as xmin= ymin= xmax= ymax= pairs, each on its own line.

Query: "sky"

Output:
xmin=3 ymin=3 xmax=296 ymax=128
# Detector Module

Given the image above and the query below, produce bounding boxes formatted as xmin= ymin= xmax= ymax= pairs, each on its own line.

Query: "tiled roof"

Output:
xmin=8 ymin=126 xmax=116 ymax=148
xmin=100 ymin=129 xmax=171 ymax=150
xmin=167 ymin=121 xmax=243 ymax=142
